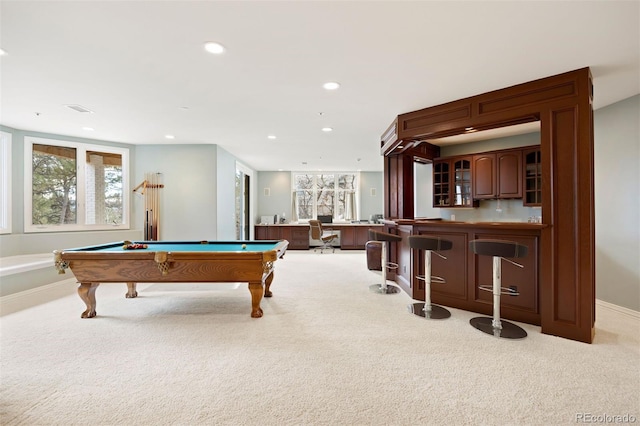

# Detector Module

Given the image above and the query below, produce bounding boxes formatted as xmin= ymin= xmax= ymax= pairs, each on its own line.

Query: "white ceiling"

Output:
xmin=1 ymin=1 xmax=638 ymax=172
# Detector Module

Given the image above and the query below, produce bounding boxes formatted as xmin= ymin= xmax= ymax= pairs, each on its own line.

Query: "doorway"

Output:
xmin=235 ymin=162 xmax=254 ymax=240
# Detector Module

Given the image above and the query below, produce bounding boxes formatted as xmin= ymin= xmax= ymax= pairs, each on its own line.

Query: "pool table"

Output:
xmin=53 ymin=240 xmax=288 ymax=319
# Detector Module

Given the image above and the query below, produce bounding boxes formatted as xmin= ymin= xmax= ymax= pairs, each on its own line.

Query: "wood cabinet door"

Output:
xmin=290 ymin=227 xmax=310 ymax=250
xmin=497 ymin=151 xmax=522 ymax=198
xmin=356 ymin=227 xmax=373 ymax=248
xmin=255 ymin=226 xmax=268 ymax=240
xmin=523 ymin=148 xmax=542 ymax=206
xmin=340 ymin=227 xmax=356 ymax=249
xmin=432 ymin=160 xmax=451 ymax=207
xmin=472 ymin=154 xmax=496 ymax=199
xmin=279 ymin=227 xmax=292 ymax=244
xmin=266 ymin=226 xmax=280 ymax=240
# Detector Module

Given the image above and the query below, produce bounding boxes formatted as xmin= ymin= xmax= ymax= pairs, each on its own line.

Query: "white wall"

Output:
xmin=594 ymin=95 xmax=640 ymax=311
xmin=359 ymin=172 xmax=384 ymax=220
xmin=135 ymin=145 xmax=218 ymax=240
xmin=256 ymin=172 xmax=292 ymax=223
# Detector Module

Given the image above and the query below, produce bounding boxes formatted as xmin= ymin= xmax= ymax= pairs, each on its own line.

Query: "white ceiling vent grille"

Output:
xmin=65 ymin=104 xmax=93 ymax=113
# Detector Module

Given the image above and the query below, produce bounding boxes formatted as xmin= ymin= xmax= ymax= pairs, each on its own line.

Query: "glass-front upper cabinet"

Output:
xmin=523 ymin=149 xmax=542 ymax=206
xmin=433 ymin=160 xmax=450 ymax=207
xmin=452 ymin=158 xmax=472 ymax=207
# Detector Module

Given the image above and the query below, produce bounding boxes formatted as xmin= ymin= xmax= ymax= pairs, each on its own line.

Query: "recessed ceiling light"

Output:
xmin=323 ymin=82 xmax=340 ymax=90
xmin=321 ymin=127 xmax=333 ymax=132
xmin=82 ymin=127 xmax=95 ymax=131
xmin=0 ymin=49 xmax=6 ymax=56
xmin=204 ymin=42 xmax=225 ymax=54
xmin=165 ymin=135 xmax=175 ymax=139
xmin=267 ymin=135 xmax=277 ymax=140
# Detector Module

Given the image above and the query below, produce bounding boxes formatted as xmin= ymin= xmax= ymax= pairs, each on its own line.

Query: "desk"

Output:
xmin=255 ymin=223 xmax=383 ymax=249
xmin=54 ymin=240 xmax=288 ymax=319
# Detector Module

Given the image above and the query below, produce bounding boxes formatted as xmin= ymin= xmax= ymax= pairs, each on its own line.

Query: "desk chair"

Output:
xmin=309 ymin=219 xmax=338 ymax=253
xmin=367 ymin=230 xmax=402 ymax=294
xmin=469 ymin=239 xmax=528 ymax=339
xmin=408 ymin=235 xmax=453 ymax=319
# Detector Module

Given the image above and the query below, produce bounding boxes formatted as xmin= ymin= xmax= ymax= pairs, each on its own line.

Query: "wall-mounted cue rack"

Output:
xmin=133 ymin=173 xmax=164 ymax=240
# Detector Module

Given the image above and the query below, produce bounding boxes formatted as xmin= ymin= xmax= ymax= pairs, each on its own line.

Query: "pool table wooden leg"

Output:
xmin=126 ymin=282 xmax=138 ymax=298
xmin=78 ymin=282 xmax=99 ymax=318
xmin=264 ymin=271 xmax=274 ymax=298
xmin=248 ymin=282 xmax=264 ymax=318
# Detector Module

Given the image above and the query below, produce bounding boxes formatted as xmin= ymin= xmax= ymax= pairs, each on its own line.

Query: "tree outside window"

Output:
xmin=25 ymin=137 xmax=129 ymax=232
xmin=293 ymin=173 xmax=358 ymax=221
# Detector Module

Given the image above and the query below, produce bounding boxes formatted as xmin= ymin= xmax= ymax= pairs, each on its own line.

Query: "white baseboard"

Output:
xmin=596 ymin=298 xmax=640 ymax=319
xmin=0 ymin=278 xmax=77 ymax=316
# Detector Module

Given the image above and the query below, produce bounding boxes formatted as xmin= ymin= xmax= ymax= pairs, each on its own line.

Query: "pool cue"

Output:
xmin=152 ymin=173 xmax=157 ymax=240
xmin=155 ymin=173 xmax=161 ymax=240
xmin=144 ymin=209 xmax=148 ymax=240
xmin=149 ymin=172 xmax=155 ymax=240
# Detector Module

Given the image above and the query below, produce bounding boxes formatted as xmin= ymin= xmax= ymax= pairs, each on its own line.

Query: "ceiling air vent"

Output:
xmin=65 ymin=104 xmax=93 ymax=113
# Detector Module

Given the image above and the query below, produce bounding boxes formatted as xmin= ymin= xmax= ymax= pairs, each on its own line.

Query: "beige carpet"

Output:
xmin=1 ymin=251 xmax=638 ymax=425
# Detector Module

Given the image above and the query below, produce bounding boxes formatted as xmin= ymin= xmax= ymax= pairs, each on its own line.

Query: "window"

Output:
xmin=292 ymin=173 xmax=358 ymax=222
xmin=0 ymin=131 xmax=11 ymax=234
xmin=24 ymin=136 xmax=129 ymax=232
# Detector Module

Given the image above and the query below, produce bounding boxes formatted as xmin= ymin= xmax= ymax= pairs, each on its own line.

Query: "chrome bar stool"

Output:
xmin=408 ymin=235 xmax=453 ymax=319
xmin=469 ymin=239 xmax=528 ymax=339
xmin=367 ymin=230 xmax=402 ymax=294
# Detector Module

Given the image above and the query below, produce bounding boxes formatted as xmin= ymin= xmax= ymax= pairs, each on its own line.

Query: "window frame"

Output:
xmin=24 ymin=136 xmax=130 ymax=233
xmin=0 ymin=131 xmax=12 ymax=234
xmin=291 ymin=172 xmax=359 ymax=223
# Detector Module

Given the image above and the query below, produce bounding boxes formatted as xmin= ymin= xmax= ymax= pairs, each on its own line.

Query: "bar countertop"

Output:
xmin=381 ymin=218 xmax=548 ymax=230
xmin=256 ymin=222 xmax=383 ymax=227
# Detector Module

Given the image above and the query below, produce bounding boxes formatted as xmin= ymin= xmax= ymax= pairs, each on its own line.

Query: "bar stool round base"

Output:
xmin=369 ymin=284 xmax=401 ymax=294
xmin=409 ymin=302 xmax=451 ymax=319
xmin=470 ymin=317 xmax=527 ymax=339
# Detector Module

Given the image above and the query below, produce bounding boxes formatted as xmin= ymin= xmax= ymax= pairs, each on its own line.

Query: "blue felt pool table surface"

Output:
xmin=65 ymin=240 xmax=284 ymax=253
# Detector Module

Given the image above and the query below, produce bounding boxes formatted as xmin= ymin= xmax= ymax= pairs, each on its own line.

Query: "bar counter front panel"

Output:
xmin=385 ymin=220 xmax=545 ymax=326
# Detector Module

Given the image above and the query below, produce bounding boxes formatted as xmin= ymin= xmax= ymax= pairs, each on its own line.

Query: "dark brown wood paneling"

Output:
xmin=420 ymin=231 xmax=469 ymax=302
xmin=384 ymin=155 xmax=414 ymax=219
xmin=394 ymin=226 xmax=414 ymax=296
xmin=473 ymin=233 xmax=539 ymax=315
xmin=400 ymin=104 xmax=472 ymax=137
xmin=478 ymin=82 xmax=576 ymax=115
